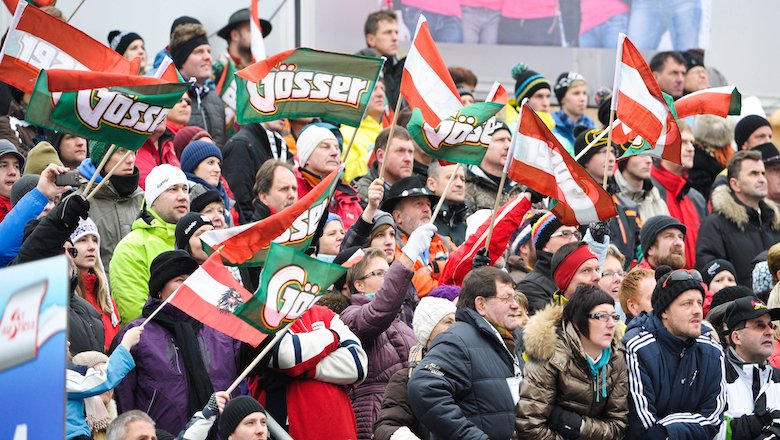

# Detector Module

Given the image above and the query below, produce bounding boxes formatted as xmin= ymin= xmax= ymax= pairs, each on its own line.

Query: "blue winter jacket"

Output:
xmin=622 ymin=312 xmax=726 ymax=439
xmin=0 ymin=188 xmax=47 ymax=267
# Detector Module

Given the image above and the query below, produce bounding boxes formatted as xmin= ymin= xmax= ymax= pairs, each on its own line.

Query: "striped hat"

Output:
xmin=511 ymin=63 xmax=550 ymax=108
xmin=532 ymin=212 xmax=563 ymax=252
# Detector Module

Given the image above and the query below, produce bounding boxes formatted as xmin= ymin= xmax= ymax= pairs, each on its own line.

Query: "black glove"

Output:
xmin=472 ymin=247 xmax=491 ymax=269
xmin=526 ymin=188 xmax=544 ymax=204
xmin=548 ymin=406 xmax=582 ymax=440
xmin=56 ymin=194 xmax=90 ymax=229
xmin=588 ymin=221 xmax=610 ymax=244
xmin=202 ymin=392 xmax=219 ymax=418
xmin=644 ymin=424 xmax=668 ymax=440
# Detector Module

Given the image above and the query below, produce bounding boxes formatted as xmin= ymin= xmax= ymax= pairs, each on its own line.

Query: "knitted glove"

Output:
xmin=56 ymin=194 xmax=90 ymax=229
xmin=401 ymin=223 xmax=437 ymax=262
xmin=548 ymin=406 xmax=583 ymax=440
xmin=472 ymin=247 xmax=491 ymax=269
xmin=526 ymin=188 xmax=544 ymax=204
xmin=202 ymin=392 xmax=219 ymax=419
xmin=588 ymin=221 xmax=610 ymax=244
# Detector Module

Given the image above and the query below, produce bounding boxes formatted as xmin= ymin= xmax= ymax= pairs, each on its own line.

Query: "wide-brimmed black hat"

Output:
xmin=379 ymin=176 xmax=439 ymax=213
xmin=754 ymin=142 xmax=780 ymax=165
xmin=217 ymin=8 xmax=272 ymax=40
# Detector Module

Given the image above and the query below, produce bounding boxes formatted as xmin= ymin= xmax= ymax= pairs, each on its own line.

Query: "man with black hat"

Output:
xmin=735 ymin=115 xmax=772 ymax=151
xmin=755 ymin=142 xmax=780 ymax=205
xmin=380 ymin=175 xmax=455 ymax=297
xmin=717 ymin=297 xmax=780 ymax=440
xmin=464 ymin=123 xmax=520 ymax=215
xmin=44 ymin=130 xmax=87 ymax=169
xmin=216 ymin=8 xmax=272 ymax=72
xmin=623 ymin=266 xmax=726 ymax=439
xmin=219 ymin=396 xmax=267 ymax=439
xmin=682 ymin=50 xmax=708 ymax=95
xmin=637 ymin=215 xmax=687 ymax=271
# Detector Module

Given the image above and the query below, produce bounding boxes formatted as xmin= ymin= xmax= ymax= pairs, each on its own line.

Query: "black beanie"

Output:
xmin=573 ymin=128 xmax=612 ymax=166
xmin=148 ymin=250 xmax=199 ymax=298
xmin=701 ymin=258 xmax=737 ymax=286
xmin=175 ymin=213 xmax=213 ymax=253
xmin=107 ymin=30 xmax=143 ymax=56
xmin=709 ymin=285 xmax=755 ymax=312
xmin=651 ymin=265 xmax=705 ymax=316
xmin=44 ymin=129 xmax=66 ymax=151
xmin=510 ymin=63 xmax=550 ymax=107
xmin=170 ymin=16 xmax=201 ymax=37
xmin=553 ymin=71 xmax=585 ymax=104
xmin=11 ymin=174 xmax=39 ymax=207
xmin=734 ymin=115 xmax=770 ymax=149
xmin=219 ymin=396 xmax=266 ymax=436
xmin=640 ymin=215 xmax=686 ymax=260
xmin=190 ymin=189 xmax=223 ymax=213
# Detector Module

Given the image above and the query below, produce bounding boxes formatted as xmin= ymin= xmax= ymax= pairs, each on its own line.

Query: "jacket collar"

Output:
xmin=532 ymin=250 xmax=553 ymax=277
xmin=614 ymin=170 xmax=653 ymax=200
xmin=456 ymin=307 xmax=518 ymax=365
xmin=436 ymin=200 xmax=468 ymax=224
xmin=633 ymin=312 xmax=710 ymax=355
xmin=467 ymin=165 xmax=517 ymax=191
xmin=710 ymin=183 xmax=780 ymax=231
xmin=652 ymin=162 xmax=690 ymax=199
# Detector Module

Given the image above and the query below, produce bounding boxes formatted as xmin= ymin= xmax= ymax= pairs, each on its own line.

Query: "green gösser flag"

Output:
xmin=26 ymin=69 xmax=189 ymax=150
xmin=234 ymin=243 xmax=348 ymax=333
xmin=235 ymin=47 xmax=384 ymax=127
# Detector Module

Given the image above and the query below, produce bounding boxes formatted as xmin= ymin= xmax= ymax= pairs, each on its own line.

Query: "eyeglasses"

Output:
xmin=179 ymin=97 xmax=192 ymax=106
xmin=737 ymin=321 xmax=776 ymax=332
xmin=601 ymin=270 xmax=626 ymax=279
xmin=589 ymin=312 xmax=621 ymax=323
xmin=359 ymin=269 xmax=387 ymax=281
xmin=661 ymin=269 xmax=703 ymax=289
xmin=485 ymin=294 xmax=520 ymax=305
xmin=550 ymin=230 xmax=582 ymax=240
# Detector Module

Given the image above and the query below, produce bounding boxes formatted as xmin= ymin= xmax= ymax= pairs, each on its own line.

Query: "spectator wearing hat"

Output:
xmin=426 ymin=161 xmax=468 ymax=245
xmin=574 ymin=128 xmax=642 ymax=266
xmin=76 ymin=142 xmax=144 ymax=271
xmin=464 ymin=123 xmax=521 ymax=214
xmin=0 ymin=164 xmax=69 ymax=267
xmin=717 ymin=297 xmax=780 ymax=440
xmin=341 ymin=80 xmax=386 ymax=184
xmin=0 ymin=139 xmax=24 ymax=221
xmin=373 ymin=295 xmax=456 ymax=440
xmin=551 ymin=241 xmax=602 ymax=305
xmin=70 ymin=350 xmax=120 ymax=439
xmin=682 ymin=50 xmax=708 ymax=95
xmin=352 ymin=125 xmax=414 ymax=208
xmin=507 ymin=63 xmax=555 ymax=130
xmin=517 ymin=212 xmax=583 ymax=315
xmin=170 ymin=23 xmax=226 ymax=148
xmin=151 ymin=16 xmax=201 ymax=70
xmin=505 ymin=210 xmax=547 ymax=283
xmin=619 ymin=268 xmax=655 ymax=323
xmin=754 ymin=142 xmax=780 ymax=205
xmin=115 ymin=250 xmax=241 ymax=436
xmin=705 ymin=285 xmax=757 ymax=345
xmin=174 ymin=212 xmax=213 ymax=265
xmin=380 ymin=176 xmax=455 ymax=298
xmin=517 ymin=285 xmax=628 ymax=440
xmin=107 ymin=30 xmax=146 ymax=75
xmin=698 ymin=150 xmax=780 ymax=287
xmin=702 ymin=259 xmax=738 ymax=296
xmin=341 ymin=221 xmax=437 ymax=440
xmin=215 ymin=8 xmax=271 ymax=72
xmin=317 ymin=213 xmax=344 ymax=262
xmin=110 ymin=164 xmax=189 ymax=325
xmin=222 ymin=122 xmax=291 ymax=224
xmin=23 ymin=140 xmax=63 ymax=175
xmin=44 ymin=130 xmax=88 ymax=169
xmin=295 ymin=124 xmax=362 ymax=229
xmin=689 ymin=114 xmax=735 ymax=201
xmin=181 ymin=140 xmax=237 ymax=227
xmin=218 ymin=397 xmax=268 ymax=439
xmin=614 ymin=154 xmax=670 ymax=220
xmin=173 ymin=126 xmax=213 ymax=159
xmin=363 ymin=11 xmax=404 ymax=109
xmin=735 ymin=114 xmax=772 ymax=151
xmin=649 ymin=51 xmax=687 ymax=98
xmin=623 ymin=265 xmax=726 ymax=439
xmin=165 ymin=93 xmax=193 ymax=137
xmin=70 ymin=218 xmax=120 ymax=352
xmin=552 ymin=72 xmax=595 ymax=154
xmin=651 ymin=120 xmax=707 ymax=268
xmin=637 ymin=215 xmax=687 ymax=271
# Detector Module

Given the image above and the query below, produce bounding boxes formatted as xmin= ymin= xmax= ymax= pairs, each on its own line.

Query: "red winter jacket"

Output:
xmin=136 ymin=136 xmax=181 ymax=190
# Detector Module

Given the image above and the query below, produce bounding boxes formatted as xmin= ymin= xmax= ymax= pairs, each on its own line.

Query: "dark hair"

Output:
xmin=727 ymin=149 xmax=763 ymax=181
xmin=563 ymin=285 xmax=615 ymax=338
xmin=375 ymin=125 xmax=412 ymax=152
xmin=396 ymin=107 xmax=413 ymax=128
xmin=252 ymin=160 xmax=295 ymax=197
xmin=551 ymin=241 xmax=587 ymax=274
xmin=448 ymin=66 xmax=478 ymax=89
xmin=364 ymin=10 xmax=397 ymax=35
xmin=649 ymin=51 xmax=687 ymax=73
xmin=458 ymin=266 xmax=515 ymax=310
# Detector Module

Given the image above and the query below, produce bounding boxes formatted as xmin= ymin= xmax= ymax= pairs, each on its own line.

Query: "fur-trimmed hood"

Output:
xmin=710 ymin=184 xmax=780 ymax=231
xmin=694 ymin=115 xmax=734 ymax=148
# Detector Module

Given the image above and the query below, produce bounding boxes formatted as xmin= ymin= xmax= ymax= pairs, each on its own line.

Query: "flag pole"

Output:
xmin=86 ymin=150 xmax=133 ymax=200
xmin=603 ymin=110 xmax=616 ymax=190
xmin=485 ymin=170 xmax=508 ymax=250
xmin=225 ymin=320 xmax=296 ymax=394
xmin=430 ymin=165 xmax=459 ymax=222
xmin=82 ymin=144 xmax=116 ymax=196
xmin=67 ymin=0 xmax=87 ymax=22
xmin=139 ymin=284 xmax=184 ymax=328
xmin=377 ymin=94 xmax=404 ymax=180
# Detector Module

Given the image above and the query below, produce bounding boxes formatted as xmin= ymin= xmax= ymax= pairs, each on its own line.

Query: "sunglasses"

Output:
xmin=178 ymin=97 xmax=192 ymax=106
xmin=661 ymin=269 xmax=703 ymax=289
xmin=589 ymin=312 xmax=621 ymax=323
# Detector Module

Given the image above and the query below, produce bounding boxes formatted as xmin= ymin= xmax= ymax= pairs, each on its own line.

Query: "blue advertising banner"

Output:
xmin=0 ymin=256 xmax=68 ymax=440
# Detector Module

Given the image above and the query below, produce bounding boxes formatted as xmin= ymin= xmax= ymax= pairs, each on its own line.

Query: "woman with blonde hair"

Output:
xmin=69 ymin=218 xmax=120 ymax=351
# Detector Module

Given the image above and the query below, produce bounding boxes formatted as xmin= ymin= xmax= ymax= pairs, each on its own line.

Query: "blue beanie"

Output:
xmin=180 ymin=141 xmax=222 ymax=174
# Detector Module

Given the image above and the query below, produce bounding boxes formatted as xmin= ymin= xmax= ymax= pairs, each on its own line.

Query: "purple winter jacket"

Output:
xmin=114 ymin=296 xmax=241 ymax=435
xmin=340 ymin=261 xmax=417 ymax=440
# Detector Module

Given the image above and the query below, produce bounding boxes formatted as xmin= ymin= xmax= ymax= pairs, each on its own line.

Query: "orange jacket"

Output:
xmin=397 ymin=230 xmax=457 ymax=297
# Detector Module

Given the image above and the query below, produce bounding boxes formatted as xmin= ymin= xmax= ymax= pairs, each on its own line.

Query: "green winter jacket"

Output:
xmin=109 ymin=206 xmax=176 ymax=325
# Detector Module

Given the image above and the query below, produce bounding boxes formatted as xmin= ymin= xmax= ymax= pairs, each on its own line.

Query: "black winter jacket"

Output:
xmin=433 ymin=200 xmax=468 ymax=246
xmin=516 ymin=251 xmax=557 ymax=315
xmin=187 ymin=86 xmax=226 ymax=149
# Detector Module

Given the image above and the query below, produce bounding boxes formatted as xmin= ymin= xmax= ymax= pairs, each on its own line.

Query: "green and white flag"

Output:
xmin=26 ymin=69 xmax=189 ymax=150
xmin=235 ymin=48 xmax=384 ymax=127
xmin=234 ymin=243 xmax=347 ymax=333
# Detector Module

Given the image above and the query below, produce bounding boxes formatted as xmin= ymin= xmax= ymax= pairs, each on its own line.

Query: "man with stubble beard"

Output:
xmin=636 ymin=215 xmax=687 ymax=271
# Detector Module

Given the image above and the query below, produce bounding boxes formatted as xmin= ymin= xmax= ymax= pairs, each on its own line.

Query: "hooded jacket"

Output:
xmin=135 ymin=132 xmax=179 ymax=190
xmin=433 ymin=200 xmax=469 ymax=246
xmin=622 ymin=312 xmax=726 ymax=439
xmin=76 ymin=161 xmax=144 ymax=271
xmin=516 ymin=250 xmax=558 ymax=315
xmin=696 ymin=184 xmax=780 ymax=287
xmin=340 ymin=261 xmax=417 ymax=440
xmin=408 ymin=307 xmax=521 ymax=440
xmin=109 ymin=206 xmax=177 ymax=325
xmin=114 ymin=296 xmax=241 ymax=436
xmin=516 ymin=304 xmax=628 ymax=440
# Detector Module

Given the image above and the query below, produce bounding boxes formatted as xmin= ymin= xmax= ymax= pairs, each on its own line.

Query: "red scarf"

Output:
xmin=651 ymin=164 xmax=700 ymax=269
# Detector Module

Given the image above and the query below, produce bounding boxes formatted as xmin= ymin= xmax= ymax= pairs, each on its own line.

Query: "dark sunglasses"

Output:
xmin=178 ymin=97 xmax=192 ymax=106
xmin=661 ymin=269 xmax=703 ymax=289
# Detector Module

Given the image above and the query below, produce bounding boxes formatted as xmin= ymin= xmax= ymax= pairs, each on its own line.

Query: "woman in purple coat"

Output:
xmin=114 ymin=250 xmax=241 ymax=436
xmin=340 ymin=223 xmax=436 ymax=440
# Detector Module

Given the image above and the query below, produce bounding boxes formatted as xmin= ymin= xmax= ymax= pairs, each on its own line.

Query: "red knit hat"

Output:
xmin=173 ymin=125 xmax=212 ymax=158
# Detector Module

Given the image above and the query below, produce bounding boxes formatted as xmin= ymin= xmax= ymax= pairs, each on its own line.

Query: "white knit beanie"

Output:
xmin=295 ymin=125 xmax=337 ymax=168
xmin=412 ymin=296 xmax=457 ymax=346
xmin=144 ymin=164 xmax=188 ymax=206
xmin=70 ymin=218 xmax=100 ymax=244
